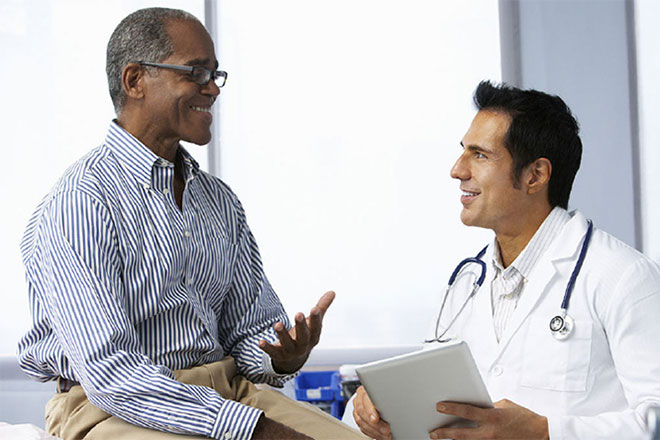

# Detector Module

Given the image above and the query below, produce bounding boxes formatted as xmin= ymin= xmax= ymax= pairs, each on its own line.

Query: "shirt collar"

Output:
xmin=177 ymin=145 xmax=201 ymax=182
xmin=491 ymin=206 xmax=571 ymax=279
xmin=105 ymin=121 xmax=200 ymax=186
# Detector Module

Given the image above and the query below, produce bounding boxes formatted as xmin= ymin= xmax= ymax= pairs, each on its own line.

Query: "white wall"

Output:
xmin=0 ymin=0 xmax=206 ymax=355
xmin=215 ymin=0 xmax=499 ymax=349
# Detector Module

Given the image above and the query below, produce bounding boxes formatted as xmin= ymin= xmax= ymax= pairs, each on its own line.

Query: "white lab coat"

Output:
xmin=432 ymin=211 xmax=660 ymax=439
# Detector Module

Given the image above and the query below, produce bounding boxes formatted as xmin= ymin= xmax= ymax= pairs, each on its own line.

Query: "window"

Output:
xmin=214 ymin=0 xmax=500 ymax=348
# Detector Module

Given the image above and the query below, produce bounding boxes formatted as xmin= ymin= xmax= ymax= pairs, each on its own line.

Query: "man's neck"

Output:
xmin=495 ymin=205 xmax=553 ymax=268
xmin=116 ymin=115 xmax=179 ymax=162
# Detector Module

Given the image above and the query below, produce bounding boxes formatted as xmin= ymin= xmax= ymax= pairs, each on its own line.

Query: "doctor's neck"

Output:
xmin=494 ymin=205 xmax=553 ymax=268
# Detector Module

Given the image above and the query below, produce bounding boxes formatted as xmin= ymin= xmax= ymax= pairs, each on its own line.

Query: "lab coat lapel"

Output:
xmin=492 ymin=213 xmax=588 ymax=359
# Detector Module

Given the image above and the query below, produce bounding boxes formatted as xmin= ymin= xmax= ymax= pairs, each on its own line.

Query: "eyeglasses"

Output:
xmin=138 ymin=61 xmax=228 ymax=87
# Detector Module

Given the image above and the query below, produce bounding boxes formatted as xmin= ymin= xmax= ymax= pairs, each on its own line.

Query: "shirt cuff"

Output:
xmin=210 ymin=399 xmax=263 ymax=440
xmin=547 ymin=415 xmax=562 ymax=440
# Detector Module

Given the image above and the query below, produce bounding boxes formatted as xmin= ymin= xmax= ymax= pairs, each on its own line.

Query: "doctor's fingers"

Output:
xmin=353 ymin=411 xmax=391 ymax=440
xmin=429 ymin=426 xmax=485 ymax=440
xmin=436 ymin=401 xmax=491 ymax=422
xmin=353 ymin=387 xmax=391 ymax=439
xmin=354 ymin=387 xmax=379 ymax=421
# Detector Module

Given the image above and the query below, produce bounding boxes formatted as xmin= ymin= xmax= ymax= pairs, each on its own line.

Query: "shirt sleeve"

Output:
xmin=548 ymin=258 xmax=660 ymax=440
xmin=25 ymin=190 xmax=262 ymax=440
xmin=213 ymin=196 xmax=298 ymax=387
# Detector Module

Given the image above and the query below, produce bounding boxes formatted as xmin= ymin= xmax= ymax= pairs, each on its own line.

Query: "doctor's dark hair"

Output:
xmin=106 ymin=7 xmax=199 ymax=114
xmin=473 ymin=80 xmax=582 ymax=209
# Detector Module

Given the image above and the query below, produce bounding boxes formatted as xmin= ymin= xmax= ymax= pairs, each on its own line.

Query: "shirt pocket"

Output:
xmin=520 ymin=315 xmax=593 ymax=392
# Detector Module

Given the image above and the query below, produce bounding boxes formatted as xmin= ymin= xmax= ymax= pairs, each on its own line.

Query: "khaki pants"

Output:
xmin=45 ymin=358 xmax=365 ymax=439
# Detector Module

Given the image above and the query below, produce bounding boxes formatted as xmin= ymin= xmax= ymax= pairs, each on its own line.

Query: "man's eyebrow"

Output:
xmin=459 ymin=141 xmax=494 ymax=155
xmin=184 ymin=58 xmax=219 ymax=69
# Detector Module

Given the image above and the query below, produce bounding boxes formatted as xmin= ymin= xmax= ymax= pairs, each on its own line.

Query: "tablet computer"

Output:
xmin=355 ymin=340 xmax=492 ymax=440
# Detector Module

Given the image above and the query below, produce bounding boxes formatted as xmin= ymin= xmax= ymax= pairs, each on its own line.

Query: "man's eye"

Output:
xmin=476 ymin=152 xmax=486 ymax=159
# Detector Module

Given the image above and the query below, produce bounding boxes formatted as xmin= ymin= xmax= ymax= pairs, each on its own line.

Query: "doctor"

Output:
xmin=352 ymin=81 xmax=660 ymax=439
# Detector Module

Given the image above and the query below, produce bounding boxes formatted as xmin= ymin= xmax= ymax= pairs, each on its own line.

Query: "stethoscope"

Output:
xmin=426 ymin=220 xmax=593 ymax=344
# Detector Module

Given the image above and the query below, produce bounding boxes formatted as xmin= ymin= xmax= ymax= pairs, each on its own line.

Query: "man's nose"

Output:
xmin=203 ymin=78 xmax=221 ymax=98
xmin=450 ymin=154 xmax=469 ymax=180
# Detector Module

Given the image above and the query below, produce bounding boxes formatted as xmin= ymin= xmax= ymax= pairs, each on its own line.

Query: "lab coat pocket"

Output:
xmin=520 ymin=316 xmax=593 ymax=392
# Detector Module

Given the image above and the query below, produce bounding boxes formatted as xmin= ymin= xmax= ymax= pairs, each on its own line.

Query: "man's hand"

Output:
xmin=430 ymin=399 xmax=549 ymax=439
xmin=352 ymin=385 xmax=392 ymax=440
xmin=258 ymin=291 xmax=335 ymax=374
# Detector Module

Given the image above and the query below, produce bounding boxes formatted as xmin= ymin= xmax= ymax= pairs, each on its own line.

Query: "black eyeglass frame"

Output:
xmin=137 ymin=61 xmax=227 ymax=87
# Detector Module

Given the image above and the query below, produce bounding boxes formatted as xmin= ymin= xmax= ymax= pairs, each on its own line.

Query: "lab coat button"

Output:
xmin=492 ymin=365 xmax=503 ymax=376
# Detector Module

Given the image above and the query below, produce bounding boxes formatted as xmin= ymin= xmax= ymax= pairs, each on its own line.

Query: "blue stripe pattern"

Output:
xmin=17 ymin=121 xmax=293 ymax=439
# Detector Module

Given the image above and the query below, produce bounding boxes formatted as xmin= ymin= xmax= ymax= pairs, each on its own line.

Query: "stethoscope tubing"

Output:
xmin=561 ymin=220 xmax=593 ymax=311
xmin=428 ymin=219 xmax=594 ymax=344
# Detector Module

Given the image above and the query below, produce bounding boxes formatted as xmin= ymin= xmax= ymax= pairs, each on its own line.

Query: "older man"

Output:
xmin=17 ymin=8 xmax=363 ymax=440
xmin=352 ymin=81 xmax=660 ymax=439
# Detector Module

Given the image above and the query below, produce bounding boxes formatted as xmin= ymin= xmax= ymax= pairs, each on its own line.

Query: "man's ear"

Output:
xmin=525 ymin=157 xmax=552 ymax=195
xmin=121 ymin=63 xmax=145 ymax=101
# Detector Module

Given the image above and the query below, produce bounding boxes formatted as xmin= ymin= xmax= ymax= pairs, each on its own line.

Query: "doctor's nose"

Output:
xmin=450 ymin=154 xmax=470 ymax=181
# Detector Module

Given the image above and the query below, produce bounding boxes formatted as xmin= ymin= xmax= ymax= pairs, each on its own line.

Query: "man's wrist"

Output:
xmin=272 ymin=357 xmax=304 ymax=375
xmin=262 ymin=352 xmax=300 ymax=379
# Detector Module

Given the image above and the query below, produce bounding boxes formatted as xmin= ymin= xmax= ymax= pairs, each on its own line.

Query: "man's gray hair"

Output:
xmin=106 ymin=7 xmax=199 ymax=114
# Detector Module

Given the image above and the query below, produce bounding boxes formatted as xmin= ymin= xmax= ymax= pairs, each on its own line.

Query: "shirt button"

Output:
xmin=492 ymin=365 xmax=503 ymax=376
xmin=163 ymin=188 xmax=170 ymax=195
xmin=187 ymin=278 xmax=193 ymax=286
xmin=184 ymin=230 xmax=192 ymax=238
xmin=223 ymin=432 xmax=232 ymax=439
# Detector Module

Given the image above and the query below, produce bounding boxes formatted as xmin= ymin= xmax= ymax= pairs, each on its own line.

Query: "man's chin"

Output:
xmin=460 ymin=211 xmax=473 ymax=227
xmin=184 ymin=132 xmax=212 ymax=146
xmin=460 ymin=211 xmax=480 ymax=228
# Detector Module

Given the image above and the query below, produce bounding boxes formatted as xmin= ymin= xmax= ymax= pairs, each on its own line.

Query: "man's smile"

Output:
xmin=190 ymin=105 xmax=211 ymax=113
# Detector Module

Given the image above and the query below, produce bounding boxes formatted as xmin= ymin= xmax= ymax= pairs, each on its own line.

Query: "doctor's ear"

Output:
xmin=121 ymin=63 xmax=146 ymax=100
xmin=524 ymin=157 xmax=552 ymax=195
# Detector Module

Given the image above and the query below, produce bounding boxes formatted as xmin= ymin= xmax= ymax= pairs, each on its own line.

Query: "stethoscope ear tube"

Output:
xmin=426 ymin=246 xmax=488 ymax=344
xmin=448 ymin=257 xmax=487 ymax=286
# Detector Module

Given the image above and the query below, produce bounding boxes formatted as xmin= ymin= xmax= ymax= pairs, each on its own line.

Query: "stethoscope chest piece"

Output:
xmin=549 ymin=313 xmax=574 ymax=340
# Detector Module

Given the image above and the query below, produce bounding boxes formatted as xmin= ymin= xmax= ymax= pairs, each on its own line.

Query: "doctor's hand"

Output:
xmin=430 ymin=399 xmax=549 ymax=439
xmin=258 ymin=291 xmax=335 ymax=374
xmin=353 ymin=386 xmax=392 ymax=440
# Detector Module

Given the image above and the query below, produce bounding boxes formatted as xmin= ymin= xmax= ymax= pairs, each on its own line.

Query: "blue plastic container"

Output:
xmin=294 ymin=371 xmax=345 ymax=419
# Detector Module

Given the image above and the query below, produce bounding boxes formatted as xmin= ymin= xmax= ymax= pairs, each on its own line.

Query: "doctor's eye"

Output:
xmin=475 ymin=152 xmax=487 ymax=159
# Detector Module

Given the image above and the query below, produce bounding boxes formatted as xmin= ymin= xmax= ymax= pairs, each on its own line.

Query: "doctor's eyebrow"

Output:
xmin=459 ymin=141 xmax=494 ymax=155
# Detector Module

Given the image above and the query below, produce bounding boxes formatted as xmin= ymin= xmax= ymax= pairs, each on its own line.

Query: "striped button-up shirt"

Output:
xmin=490 ymin=207 xmax=571 ymax=341
xmin=17 ymin=121 xmax=293 ymax=440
